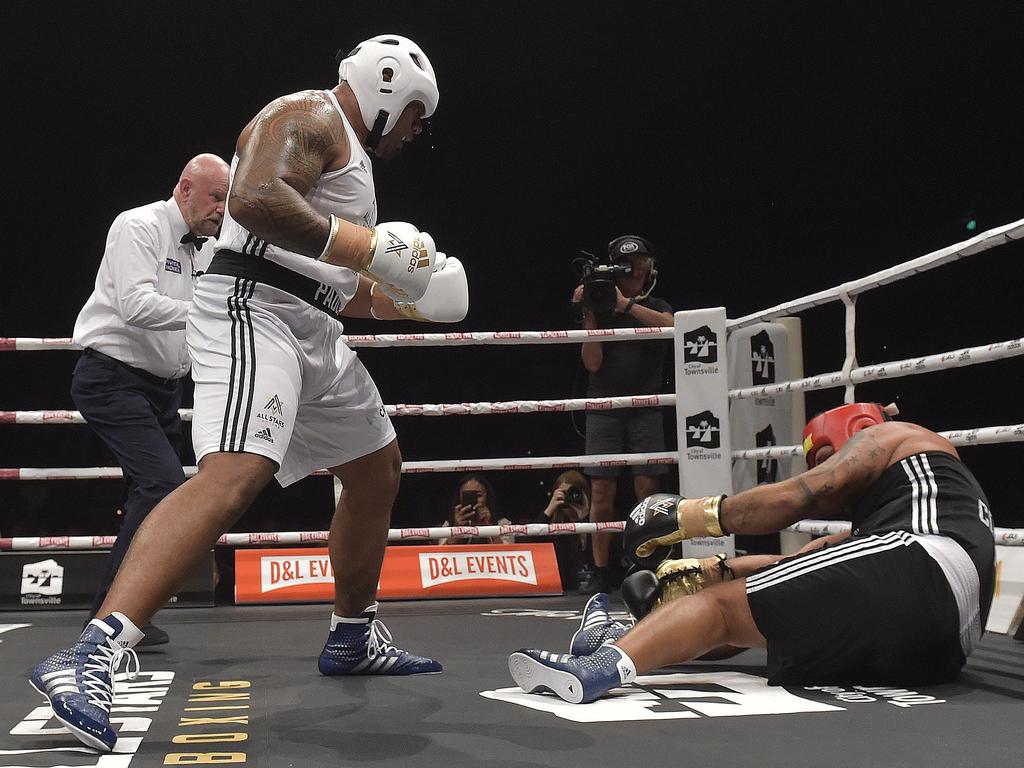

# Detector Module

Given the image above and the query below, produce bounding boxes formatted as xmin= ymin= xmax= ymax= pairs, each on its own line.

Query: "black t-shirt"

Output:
xmin=585 ymin=295 xmax=673 ymax=398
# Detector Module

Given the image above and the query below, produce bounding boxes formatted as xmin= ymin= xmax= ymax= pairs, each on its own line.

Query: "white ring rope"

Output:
xmin=729 ymin=216 xmax=1024 ymax=329
xmin=0 ymin=521 xmax=627 ymax=552
xmin=3 ymin=336 xmax=1019 ymax=424
xmin=3 ymin=424 xmax=1021 ymax=480
xmin=0 ymin=394 xmax=678 ymax=424
xmin=0 ymin=327 xmax=674 ymax=352
xmin=4 ymin=518 xmax=1020 ymax=551
xmin=730 ymin=337 xmax=1023 ymax=400
xmin=790 ymin=520 xmax=1023 ymax=547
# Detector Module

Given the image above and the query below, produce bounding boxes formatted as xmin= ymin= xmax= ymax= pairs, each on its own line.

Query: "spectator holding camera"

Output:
xmin=437 ymin=473 xmax=514 ymax=545
xmin=571 ymin=236 xmax=674 ymax=593
xmin=533 ymin=470 xmax=593 ymax=591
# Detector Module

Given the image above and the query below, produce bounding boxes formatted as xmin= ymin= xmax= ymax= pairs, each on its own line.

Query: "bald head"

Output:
xmin=173 ymin=153 xmax=229 ymax=236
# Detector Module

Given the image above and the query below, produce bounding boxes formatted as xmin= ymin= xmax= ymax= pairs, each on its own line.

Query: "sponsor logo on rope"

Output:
xmin=401 ymin=528 xmax=431 ymax=539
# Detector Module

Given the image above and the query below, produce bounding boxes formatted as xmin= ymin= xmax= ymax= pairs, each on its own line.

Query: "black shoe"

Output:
xmin=581 ymin=567 xmax=611 ymax=595
xmin=137 ymin=623 xmax=169 ymax=648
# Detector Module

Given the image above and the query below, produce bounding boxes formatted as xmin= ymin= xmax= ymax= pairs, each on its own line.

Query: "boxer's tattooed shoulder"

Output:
xmin=262 ymin=94 xmax=345 ymax=185
xmin=230 ymin=92 xmax=348 ymax=257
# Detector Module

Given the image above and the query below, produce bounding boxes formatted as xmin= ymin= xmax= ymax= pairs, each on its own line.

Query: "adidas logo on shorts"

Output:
xmin=253 ymin=428 xmax=274 ymax=443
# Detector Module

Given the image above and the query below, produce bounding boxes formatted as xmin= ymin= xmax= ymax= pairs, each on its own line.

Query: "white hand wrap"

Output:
xmin=394 ymin=255 xmax=468 ymax=323
xmin=361 ymin=222 xmax=435 ymax=302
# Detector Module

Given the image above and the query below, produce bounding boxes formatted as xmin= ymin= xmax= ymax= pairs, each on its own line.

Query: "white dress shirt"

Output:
xmin=74 ymin=198 xmax=213 ymax=379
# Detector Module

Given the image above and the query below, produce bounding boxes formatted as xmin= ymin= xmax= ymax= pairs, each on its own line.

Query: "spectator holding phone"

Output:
xmin=437 ymin=474 xmax=514 ymax=545
xmin=533 ymin=470 xmax=593 ymax=591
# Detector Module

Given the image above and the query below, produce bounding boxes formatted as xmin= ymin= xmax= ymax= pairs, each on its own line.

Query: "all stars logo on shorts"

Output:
xmin=253 ymin=428 xmax=274 ymax=443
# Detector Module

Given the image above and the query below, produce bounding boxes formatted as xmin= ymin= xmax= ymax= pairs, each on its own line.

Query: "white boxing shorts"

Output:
xmin=187 ymin=274 xmax=396 ymax=487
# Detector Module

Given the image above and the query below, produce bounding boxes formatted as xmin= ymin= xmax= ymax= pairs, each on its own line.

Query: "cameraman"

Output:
xmin=571 ymin=236 xmax=674 ymax=593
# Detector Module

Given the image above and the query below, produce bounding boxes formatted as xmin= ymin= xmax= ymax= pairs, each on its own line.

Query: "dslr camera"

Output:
xmin=564 ymin=485 xmax=585 ymax=506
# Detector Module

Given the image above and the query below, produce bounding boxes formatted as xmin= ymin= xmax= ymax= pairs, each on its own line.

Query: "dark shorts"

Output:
xmin=746 ymin=531 xmax=965 ymax=687
xmin=584 ymin=409 xmax=669 ymax=478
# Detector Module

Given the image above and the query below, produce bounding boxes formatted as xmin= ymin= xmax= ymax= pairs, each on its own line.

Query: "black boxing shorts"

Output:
xmin=745 ymin=531 xmax=966 ymax=687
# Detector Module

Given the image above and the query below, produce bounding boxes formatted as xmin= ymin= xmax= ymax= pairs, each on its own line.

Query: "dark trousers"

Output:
xmin=71 ymin=349 xmax=186 ymax=618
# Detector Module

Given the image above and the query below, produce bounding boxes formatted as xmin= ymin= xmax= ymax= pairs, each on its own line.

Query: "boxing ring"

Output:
xmin=2 ymin=219 xmax=1023 ymax=766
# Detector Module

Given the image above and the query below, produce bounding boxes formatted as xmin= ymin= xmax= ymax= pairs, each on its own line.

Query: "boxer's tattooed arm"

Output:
xmin=229 ymin=92 xmax=348 ymax=257
xmin=794 ymin=431 xmax=889 ymax=512
xmin=721 ymin=430 xmax=892 ymax=535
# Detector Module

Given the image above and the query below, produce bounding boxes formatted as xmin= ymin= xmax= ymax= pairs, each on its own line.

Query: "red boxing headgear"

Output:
xmin=802 ymin=403 xmax=889 ymax=468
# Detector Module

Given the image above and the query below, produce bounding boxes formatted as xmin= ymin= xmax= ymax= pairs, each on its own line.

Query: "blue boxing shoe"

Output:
xmin=319 ymin=603 xmax=442 ymax=676
xmin=30 ymin=613 xmax=143 ymax=752
xmin=509 ymin=644 xmax=637 ymax=704
xmin=569 ymin=592 xmax=631 ymax=656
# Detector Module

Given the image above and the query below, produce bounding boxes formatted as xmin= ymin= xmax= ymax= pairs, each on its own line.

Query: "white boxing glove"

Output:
xmin=393 ymin=255 xmax=468 ymax=323
xmin=361 ymin=222 xmax=436 ymax=302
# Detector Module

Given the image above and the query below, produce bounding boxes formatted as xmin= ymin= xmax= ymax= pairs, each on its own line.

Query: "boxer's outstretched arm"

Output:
xmin=721 ymin=429 xmax=893 ymax=535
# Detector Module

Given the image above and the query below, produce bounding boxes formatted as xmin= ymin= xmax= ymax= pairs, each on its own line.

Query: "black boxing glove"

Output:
xmin=621 ymin=555 xmax=734 ymax=621
xmin=622 ymin=493 xmax=727 ymax=570
xmin=621 ymin=568 xmax=660 ymax=620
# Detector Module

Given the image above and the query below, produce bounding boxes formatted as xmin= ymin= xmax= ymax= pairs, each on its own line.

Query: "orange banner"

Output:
xmin=234 ymin=543 xmax=562 ymax=604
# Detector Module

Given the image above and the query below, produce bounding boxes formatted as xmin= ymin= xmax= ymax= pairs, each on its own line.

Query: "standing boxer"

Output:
xmin=32 ymin=35 xmax=468 ymax=752
xmin=510 ymin=404 xmax=996 ymax=703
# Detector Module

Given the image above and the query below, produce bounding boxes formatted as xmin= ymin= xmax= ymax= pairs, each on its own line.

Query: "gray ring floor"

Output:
xmin=1 ymin=596 xmax=1021 ymax=768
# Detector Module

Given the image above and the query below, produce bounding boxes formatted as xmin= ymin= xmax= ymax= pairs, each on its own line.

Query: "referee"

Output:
xmin=72 ymin=154 xmax=228 ymax=645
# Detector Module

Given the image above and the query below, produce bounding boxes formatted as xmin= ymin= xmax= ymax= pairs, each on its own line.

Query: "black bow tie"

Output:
xmin=180 ymin=232 xmax=208 ymax=250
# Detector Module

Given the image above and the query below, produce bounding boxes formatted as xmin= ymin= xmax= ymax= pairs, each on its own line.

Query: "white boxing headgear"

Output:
xmin=338 ymin=34 xmax=439 ymax=148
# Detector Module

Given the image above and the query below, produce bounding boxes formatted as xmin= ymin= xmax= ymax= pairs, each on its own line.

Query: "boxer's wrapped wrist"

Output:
xmin=368 ymin=282 xmax=383 ymax=320
xmin=317 ymin=215 xmax=341 ymax=262
xmin=678 ymin=495 xmax=726 ymax=539
xmin=367 ymin=226 xmax=378 ymax=262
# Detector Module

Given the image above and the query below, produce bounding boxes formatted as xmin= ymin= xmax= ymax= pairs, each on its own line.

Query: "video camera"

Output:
xmin=574 ymin=252 xmax=632 ymax=315
xmin=573 ymin=235 xmax=657 ymax=317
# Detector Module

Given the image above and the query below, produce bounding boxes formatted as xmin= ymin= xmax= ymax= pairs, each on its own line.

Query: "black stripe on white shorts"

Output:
xmin=219 ymin=277 xmax=257 ymax=452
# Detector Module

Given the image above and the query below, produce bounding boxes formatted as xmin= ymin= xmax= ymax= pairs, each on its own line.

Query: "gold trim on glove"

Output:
xmin=653 ymin=553 xmax=732 ymax=609
xmin=679 ymin=495 xmax=725 ymax=539
xmin=394 ymin=302 xmax=426 ymax=321
xmin=633 ymin=495 xmax=726 ymax=559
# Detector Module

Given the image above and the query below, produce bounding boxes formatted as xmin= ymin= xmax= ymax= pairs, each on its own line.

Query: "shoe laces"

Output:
xmin=82 ymin=643 xmax=139 ymax=711
xmin=366 ymin=619 xmax=403 ymax=659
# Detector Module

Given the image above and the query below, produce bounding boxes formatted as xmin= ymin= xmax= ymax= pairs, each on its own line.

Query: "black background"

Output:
xmin=1 ymin=1 xmax=1022 ymax=539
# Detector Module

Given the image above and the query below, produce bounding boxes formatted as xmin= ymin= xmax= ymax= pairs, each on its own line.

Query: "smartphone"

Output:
xmin=460 ymin=490 xmax=480 ymax=509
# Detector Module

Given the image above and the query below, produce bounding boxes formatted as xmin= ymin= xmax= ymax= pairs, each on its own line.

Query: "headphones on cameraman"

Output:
xmin=607 ymin=235 xmax=658 ymax=298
